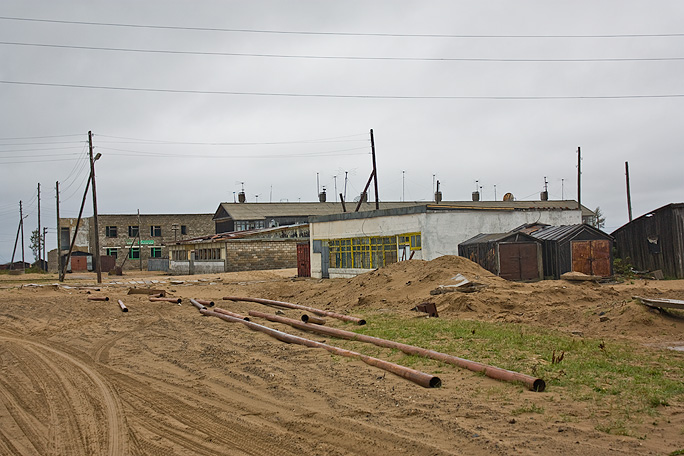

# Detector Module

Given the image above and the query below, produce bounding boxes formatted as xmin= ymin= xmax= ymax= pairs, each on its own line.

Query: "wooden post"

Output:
xmin=56 ymin=181 xmax=63 ymax=281
xmin=625 ymin=161 xmax=633 ymax=222
xmin=577 ymin=146 xmax=581 ymax=212
xmin=88 ymin=131 xmax=102 ymax=283
xmin=371 ymin=129 xmax=379 ymax=209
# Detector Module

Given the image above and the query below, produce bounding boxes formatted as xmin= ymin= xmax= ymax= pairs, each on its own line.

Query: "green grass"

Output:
xmin=338 ymin=315 xmax=684 ymax=435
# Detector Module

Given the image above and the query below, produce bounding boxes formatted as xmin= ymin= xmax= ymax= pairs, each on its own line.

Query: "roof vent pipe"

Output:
xmin=319 ymin=187 xmax=327 ymax=203
xmin=472 ymin=191 xmax=480 ymax=202
xmin=434 ymin=180 xmax=442 ymax=204
xmin=238 ymin=191 xmax=246 ymax=203
xmin=540 ymin=191 xmax=549 ymax=201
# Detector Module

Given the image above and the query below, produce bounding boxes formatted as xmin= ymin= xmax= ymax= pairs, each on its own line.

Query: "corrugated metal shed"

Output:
xmin=611 ymin=203 xmax=684 ymax=278
xmin=459 ymin=231 xmax=542 ymax=281
xmin=530 ymin=224 xmax=614 ymax=279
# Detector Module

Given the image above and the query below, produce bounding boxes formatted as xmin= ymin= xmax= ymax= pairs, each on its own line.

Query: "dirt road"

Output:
xmin=1 ymin=259 xmax=683 ymax=455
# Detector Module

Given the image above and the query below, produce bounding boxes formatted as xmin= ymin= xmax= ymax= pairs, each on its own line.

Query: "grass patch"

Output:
xmin=342 ymin=314 xmax=684 ymax=435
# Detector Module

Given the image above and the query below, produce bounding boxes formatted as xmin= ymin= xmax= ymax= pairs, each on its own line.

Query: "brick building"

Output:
xmin=167 ymin=224 xmax=309 ymax=274
xmin=54 ymin=213 xmax=214 ymax=271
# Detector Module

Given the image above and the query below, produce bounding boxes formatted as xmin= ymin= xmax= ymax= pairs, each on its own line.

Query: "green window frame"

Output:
xmin=128 ymin=247 xmax=140 ymax=259
xmin=150 ymin=247 xmax=162 ymax=258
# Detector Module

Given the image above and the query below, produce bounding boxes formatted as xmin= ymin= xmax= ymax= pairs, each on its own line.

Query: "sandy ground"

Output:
xmin=1 ymin=256 xmax=683 ymax=455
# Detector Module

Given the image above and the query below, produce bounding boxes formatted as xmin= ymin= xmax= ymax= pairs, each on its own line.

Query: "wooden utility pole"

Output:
xmin=370 ymin=129 xmax=379 ymax=209
xmin=42 ymin=227 xmax=47 ymax=269
xmin=576 ymin=147 xmax=581 ymax=211
xmin=137 ymin=209 xmax=142 ymax=271
xmin=625 ymin=161 xmax=633 ymax=222
xmin=63 ymin=172 xmax=92 ymax=279
xmin=9 ymin=211 xmax=21 ymax=269
xmin=88 ymin=131 xmax=102 ymax=283
xmin=56 ymin=181 xmax=64 ymax=281
xmin=37 ymin=183 xmax=41 ymax=268
xmin=20 ymin=201 xmax=25 ymax=271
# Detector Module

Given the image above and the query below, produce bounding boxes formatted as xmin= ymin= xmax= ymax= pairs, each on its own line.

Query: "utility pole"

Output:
xmin=625 ymin=161 xmax=633 ymax=222
xmin=370 ymin=129 xmax=379 ymax=209
xmin=402 ymin=171 xmax=405 ymax=202
xmin=88 ymin=131 xmax=102 ymax=283
xmin=37 ymin=183 xmax=41 ymax=269
xmin=20 ymin=201 xmax=25 ymax=271
xmin=42 ymin=227 xmax=47 ymax=269
xmin=10 ymin=211 xmax=22 ymax=269
xmin=577 ymin=146 xmax=581 ymax=211
xmin=137 ymin=209 xmax=142 ymax=271
xmin=56 ymin=181 xmax=63 ymax=281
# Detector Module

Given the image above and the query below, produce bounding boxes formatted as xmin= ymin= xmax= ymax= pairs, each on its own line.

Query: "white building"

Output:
xmin=309 ymin=201 xmax=585 ymax=278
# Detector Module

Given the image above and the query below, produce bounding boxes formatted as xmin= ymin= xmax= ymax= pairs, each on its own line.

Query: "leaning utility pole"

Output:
xmin=370 ymin=129 xmax=379 ymax=209
xmin=625 ymin=161 xmax=633 ymax=222
xmin=88 ymin=131 xmax=102 ymax=283
xmin=576 ymin=146 xmax=581 ymax=211
xmin=37 ymin=183 xmax=41 ymax=268
xmin=56 ymin=181 xmax=63 ymax=281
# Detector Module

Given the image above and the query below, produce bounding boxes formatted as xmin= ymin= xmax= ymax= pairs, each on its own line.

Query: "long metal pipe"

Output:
xmin=249 ymin=310 xmax=545 ymax=392
xmin=200 ymin=308 xmax=440 ymax=388
xmin=213 ymin=307 xmax=250 ymax=321
xmin=117 ymin=299 xmax=128 ymax=312
xmin=88 ymin=296 xmax=109 ymax=301
xmin=149 ymin=297 xmax=182 ymax=304
xmin=194 ymin=299 xmax=215 ymax=307
xmin=223 ymin=296 xmax=365 ymax=325
xmin=189 ymin=298 xmax=206 ymax=311
xmin=301 ymin=314 xmax=326 ymax=325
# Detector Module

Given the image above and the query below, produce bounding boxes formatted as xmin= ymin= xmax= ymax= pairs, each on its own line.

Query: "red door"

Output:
xmin=71 ymin=256 xmax=88 ymax=272
xmin=571 ymin=240 xmax=611 ymax=277
xmin=297 ymin=243 xmax=311 ymax=277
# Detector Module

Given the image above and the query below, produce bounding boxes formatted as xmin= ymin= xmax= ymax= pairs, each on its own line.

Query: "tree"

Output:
xmin=29 ymin=228 xmax=43 ymax=261
xmin=593 ymin=206 xmax=606 ymax=229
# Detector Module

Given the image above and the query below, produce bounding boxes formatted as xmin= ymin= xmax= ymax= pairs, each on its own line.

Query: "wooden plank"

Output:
xmin=634 ymin=296 xmax=684 ymax=310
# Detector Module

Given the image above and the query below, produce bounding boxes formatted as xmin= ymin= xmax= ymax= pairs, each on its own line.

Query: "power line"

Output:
xmin=98 ymin=145 xmax=369 ymax=158
xmin=96 ymin=133 xmax=368 ymax=146
xmin=0 ymin=133 xmax=83 ymax=140
xmin=1 ymin=16 xmax=683 ymax=39
xmin=2 ymin=79 xmax=683 ymax=100
xmin=2 ymin=41 xmax=683 ymax=62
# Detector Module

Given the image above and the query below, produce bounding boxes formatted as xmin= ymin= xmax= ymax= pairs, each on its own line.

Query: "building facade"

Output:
xmin=56 ymin=213 xmax=214 ymax=271
xmin=309 ymin=202 xmax=584 ymax=279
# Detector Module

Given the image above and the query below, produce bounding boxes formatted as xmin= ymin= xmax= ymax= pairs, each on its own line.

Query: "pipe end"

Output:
xmin=429 ymin=376 xmax=442 ymax=388
xmin=105 ymin=297 xmax=110 ymax=301
xmin=358 ymin=319 xmax=367 ymax=326
xmin=532 ymin=379 xmax=546 ymax=392
xmin=122 ymin=308 xmax=128 ymax=312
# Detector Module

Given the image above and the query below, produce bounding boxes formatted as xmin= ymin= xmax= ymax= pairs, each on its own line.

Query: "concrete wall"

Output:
xmin=422 ymin=209 xmax=581 ymax=260
xmin=169 ymin=260 xmax=190 ymax=275
xmin=193 ymin=260 xmax=226 ymax=274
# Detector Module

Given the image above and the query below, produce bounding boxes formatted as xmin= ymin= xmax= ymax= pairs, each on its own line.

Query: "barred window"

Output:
xmin=196 ymin=248 xmax=221 ymax=260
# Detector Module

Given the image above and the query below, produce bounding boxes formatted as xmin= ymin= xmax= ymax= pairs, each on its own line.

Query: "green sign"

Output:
xmin=126 ymin=240 xmax=155 ymax=245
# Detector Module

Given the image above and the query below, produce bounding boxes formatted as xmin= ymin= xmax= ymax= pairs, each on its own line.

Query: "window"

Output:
xmin=128 ymin=247 xmax=140 ymax=259
xmin=195 ymin=248 xmax=221 ymax=260
xmin=235 ymin=220 xmax=266 ymax=231
xmin=105 ymin=226 xmax=117 ymax=238
xmin=128 ymin=225 xmax=139 ymax=237
xmin=181 ymin=225 xmax=187 ymax=235
xmin=60 ymin=227 xmax=70 ymax=248
xmin=106 ymin=248 xmax=118 ymax=259
xmin=150 ymin=247 xmax=162 ymax=258
xmin=150 ymin=225 xmax=162 ymax=237
xmin=172 ymin=250 xmax=187 ymax=261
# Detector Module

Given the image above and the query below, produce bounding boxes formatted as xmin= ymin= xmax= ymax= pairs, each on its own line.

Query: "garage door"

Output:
xmin=571 ymin=240 xmax=611 ymax=276
xmin=499 ymin=243 xmax=539 ymax=281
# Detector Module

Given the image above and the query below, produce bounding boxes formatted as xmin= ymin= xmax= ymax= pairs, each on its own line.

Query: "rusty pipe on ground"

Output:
xmin=301 ymin=314 xmax=326 ymax=325
xmin=117 ymin=299 xmax=128 ymax=312
xmin=222 ymin=296 xmax=365 ymax=325
xmin=200 ymin=308 xmax=440 ymax=388
xmin=149 ymin=296 xmax=182 ymax=304
xmin=190 ymin=298 xmax=206 ymax=311
xmin=249 ymin=310 xmax=545 ymax=392
xmin=213 ymin=307 xmax=250 ymax=321
xmin=88 ymin=296 xmax=109 ymax=301
xmin=195 ymin=299 xmax=214 ymax=307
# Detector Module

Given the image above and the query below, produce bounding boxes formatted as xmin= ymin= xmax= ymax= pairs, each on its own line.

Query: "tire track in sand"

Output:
xmin=0 ymin=335 xmax=127 ymax=456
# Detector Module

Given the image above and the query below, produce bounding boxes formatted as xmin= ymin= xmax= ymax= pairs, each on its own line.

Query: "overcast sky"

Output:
xmin=1 ymin=1 xmax=683 ymax=263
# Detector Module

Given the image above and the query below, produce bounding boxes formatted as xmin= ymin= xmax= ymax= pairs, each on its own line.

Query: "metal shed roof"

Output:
xmin=530 ymin=224 xmax=613 ymax=242
xmin=460 ymin=231 xmax=539 ymax=246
